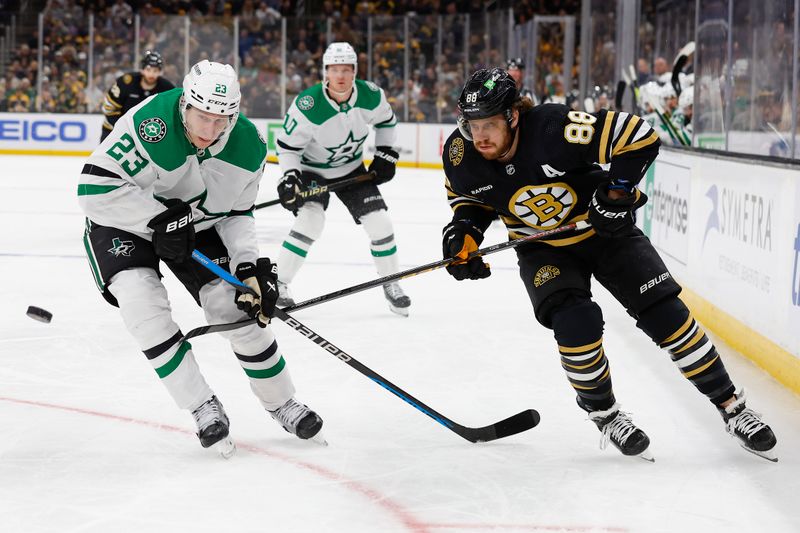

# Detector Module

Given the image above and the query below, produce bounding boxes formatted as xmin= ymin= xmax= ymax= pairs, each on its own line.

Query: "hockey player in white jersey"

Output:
xmin=275 ymin=42 xmax=411 ymax=316
xmin=78 ymin=60 xmax=324 ymax=457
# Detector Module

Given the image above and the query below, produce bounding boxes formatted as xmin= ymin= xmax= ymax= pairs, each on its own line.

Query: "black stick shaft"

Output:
xmin=285 ymin=221 xmax=587 ymax=313
xmin=190 ymin=251 xmax=540 ymax=442
xmin=179 ymin=221 xmax=589 ymax=342
xmin=272 ymin=307 xmax=539 ymax=442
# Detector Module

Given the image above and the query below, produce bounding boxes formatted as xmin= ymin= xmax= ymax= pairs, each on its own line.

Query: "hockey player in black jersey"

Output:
xmin=506 ymin=58 xmax=537 ymax=105
xmin=441 ymin=68 xmax=777 ymax=461
xmin=99 ymin=50 xmax=175 ymax=142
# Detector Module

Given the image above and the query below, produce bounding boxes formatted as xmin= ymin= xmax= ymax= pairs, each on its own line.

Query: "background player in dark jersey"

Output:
xmin=506 ymin=58 xmax=537 ymax=105
xmin=100 ymin=50 xmax=175 ymax=142
xmin=440 ymin=68 xmax=777 ymax=462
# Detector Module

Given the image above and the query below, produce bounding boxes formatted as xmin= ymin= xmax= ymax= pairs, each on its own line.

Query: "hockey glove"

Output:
xmin=147 ymin=199 xmax=195 ymax=262
xmin=587 ymin=182 xmax=648 ymax=238
xmin=277 ymin=169 xmax=304 ymax=213
xmin=442 ymin=220 xmax=491 ymax=280
xmin=234 ymin=258 xmax=279 ymax=328
xmin=368 ymin=146 xmax=399 ymax=185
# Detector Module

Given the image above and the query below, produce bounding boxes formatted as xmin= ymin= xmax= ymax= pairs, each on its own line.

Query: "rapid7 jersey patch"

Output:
xmin=509 ymin=183 xmax=576 ymax=229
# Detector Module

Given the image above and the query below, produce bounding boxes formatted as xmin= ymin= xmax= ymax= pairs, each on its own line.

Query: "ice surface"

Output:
xmin=1 ymin=155 xmax=798 ymax=533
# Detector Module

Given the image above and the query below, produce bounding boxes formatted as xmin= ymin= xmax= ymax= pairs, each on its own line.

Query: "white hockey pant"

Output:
xmin=108 ymin=269 xmax=294 ymax=412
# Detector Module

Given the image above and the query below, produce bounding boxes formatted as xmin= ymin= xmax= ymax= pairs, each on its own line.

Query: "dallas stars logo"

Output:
xmin=139 ymin=117 xmax=167 ymax=143
xmin=326 ymin=131 xmax=368 ymax=167
xmin=108 ymin=237 xmax=135 ymax=257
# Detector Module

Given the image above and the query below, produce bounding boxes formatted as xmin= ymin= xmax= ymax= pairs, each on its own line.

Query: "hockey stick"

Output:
xmin=254 ymin=171 xmax=375 ymax=210
xmin=671 ymin=41 xmax=695 ymax=98
xmin=181 ymin=220 xmax=591 ymax=341
xmin=189 ymin=249 xmax=541 ymax=443
xmin=626 ymin=65 xmax=688 ymax=146
xmin=614 ymin=80 xmax=626 ymax=110
xmin=621 ymin=67 xmax=642 ymax=115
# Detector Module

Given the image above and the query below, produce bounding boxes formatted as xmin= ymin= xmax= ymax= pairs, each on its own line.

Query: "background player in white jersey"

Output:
xmin=275 ymin=42 xmax=411 ymax=316
xmin=78 ymin=60 xmax=324 ymax=457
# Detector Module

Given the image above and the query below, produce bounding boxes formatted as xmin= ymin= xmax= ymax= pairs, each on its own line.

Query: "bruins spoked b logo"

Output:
xmin=139 ymin=117 xmax=167 ymax=143
xmin=509 ymin=183 xmax=576 ymax=229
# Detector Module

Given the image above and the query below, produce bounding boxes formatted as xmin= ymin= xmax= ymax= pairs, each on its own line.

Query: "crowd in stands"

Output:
xmin=2 ymin=0 xmax=598 ymax=121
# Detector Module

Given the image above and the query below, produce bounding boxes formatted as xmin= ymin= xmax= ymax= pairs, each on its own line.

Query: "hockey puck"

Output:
xmin=26 ymin=306 xmax=53 ymax=323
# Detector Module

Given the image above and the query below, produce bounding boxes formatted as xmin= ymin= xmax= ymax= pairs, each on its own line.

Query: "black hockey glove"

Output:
xmin=277 ymin=169 xmax=304 ymax=213
xmin=147 ymin=199 xmax=195 ymax=262
xmin=587 ymin=181 xmax=648 ymax=238
xmin=368 ymin=146 xmax=399 ymax=185
xmin=442 ymin=220 xmax=491 ymax=280
xmin=234 ymin=258 xmax=279 ymax=328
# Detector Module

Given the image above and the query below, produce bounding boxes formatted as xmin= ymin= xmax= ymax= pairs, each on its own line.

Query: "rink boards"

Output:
xmin=1 ymin=111 xmax=798 ymax=394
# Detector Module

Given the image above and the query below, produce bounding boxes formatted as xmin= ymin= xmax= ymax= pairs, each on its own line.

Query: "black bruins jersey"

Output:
xmin=443 ymin=104 xmax=660 ymax=246
xmin=101 ymin=72 xmax=175 ymax=138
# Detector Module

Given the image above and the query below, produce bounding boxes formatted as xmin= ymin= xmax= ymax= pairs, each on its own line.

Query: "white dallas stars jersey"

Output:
xmin=78 ymin=88 xmax=267 ymax=268
xmin=277 ymin=79 xmax=397 ymax=179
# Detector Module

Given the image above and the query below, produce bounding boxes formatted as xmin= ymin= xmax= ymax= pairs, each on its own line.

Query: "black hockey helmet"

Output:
xmin=506 ymin=57 xmax=525 ymax=70
xmin=458 ymin=68 xmax=518 ymax=121
xmin=141 ymin=50 xmax=164 ymax=69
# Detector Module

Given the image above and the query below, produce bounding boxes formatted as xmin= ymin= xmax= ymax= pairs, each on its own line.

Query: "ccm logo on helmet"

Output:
xmin=207 ymin=99 xmax=228 ymax=106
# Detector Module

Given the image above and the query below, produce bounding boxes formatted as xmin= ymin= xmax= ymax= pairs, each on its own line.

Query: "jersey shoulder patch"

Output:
xmin=132 ymin=89 xmax=190 ymax=171
xmin=122 ymin=73 xmax=133 ymax=86
xmin=353 ymin=79 xmax=382 ymax=111
xmin=294 ymin=84 xmax=337 ymax=125
xmin=447 ymin=136 xmax=465 ymax=166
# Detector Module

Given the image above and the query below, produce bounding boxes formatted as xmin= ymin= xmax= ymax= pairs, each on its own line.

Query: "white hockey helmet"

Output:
xmin=180 ymin=60 xmax=241 ymax=139
xmin=323 ymin=42 xmax=358 ymax=70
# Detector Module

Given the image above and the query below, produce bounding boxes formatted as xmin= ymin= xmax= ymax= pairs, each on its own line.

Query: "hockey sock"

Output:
xmin=278 ymin=201 xmax=325 ymax=284
xmin=109 ymin=268 xmax=212 ymax=409
xmin=637 ymin=297 xmax=735 ymax=406
xmin=360 ymin=210 xmax=399 ymax=276
xmin=199 ymin=279 xmax=295 ymax=410
xmin=551 ymin=299 xmax=615 ymax=411
xmin=234 ymin=340 xmax=296 ymax=411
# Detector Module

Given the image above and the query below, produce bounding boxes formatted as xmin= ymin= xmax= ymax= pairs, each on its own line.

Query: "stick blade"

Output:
xmin=457 ymin=409 xmax=541 ymax=443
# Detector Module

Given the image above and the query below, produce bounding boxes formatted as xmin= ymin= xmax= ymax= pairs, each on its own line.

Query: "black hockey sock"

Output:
xmin=552 ymin=299 xmax=615 ymax=411
xmin=637 ymin=297 xmax=735 ymax=406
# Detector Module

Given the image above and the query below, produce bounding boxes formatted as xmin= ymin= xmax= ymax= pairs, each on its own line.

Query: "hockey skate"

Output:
xmin=587 ymin=402 xmax=653 ymax=462
xmin=276 ymin=281 xmax=295 ymax=307
xmin=269 ymin=397 xmax=326 ymax=445
xmin=191 ymin=395 xmax=236 ymax=459
xmin=383 ymin=282 xmax=411 ymax=317
xmin=719 ymin=390 xmax=777 ymax=462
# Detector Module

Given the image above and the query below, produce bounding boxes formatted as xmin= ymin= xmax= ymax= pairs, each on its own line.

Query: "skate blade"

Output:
xmin=213 ymin=437 xmax=236 ymax=459
xmin=388 ymin=304 xmax=410 ymax=317
xmin=636 ymin=448 xmax=655 ymax=463
xmin=309 ymin=431 xmax=328 ymax=446
xmin=741 ymin=444 xmax=778 ymax=463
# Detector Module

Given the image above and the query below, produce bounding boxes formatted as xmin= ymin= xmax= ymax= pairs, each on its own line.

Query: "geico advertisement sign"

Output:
xmin=649 ymin=157 xmax=690 ymax=264
xmin=0 ymin=113 xmax=103 ymax=151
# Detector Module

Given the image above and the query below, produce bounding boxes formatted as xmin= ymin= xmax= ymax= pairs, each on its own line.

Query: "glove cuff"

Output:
xmin=374 ymin=146 xmax=399 ymax=163
xmin=595 ymin=182 xmax=646 ymax=208
xmin=235 ymin=262 xmax=256 ymax=281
